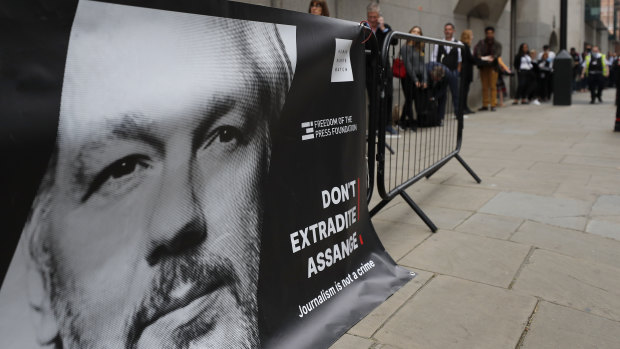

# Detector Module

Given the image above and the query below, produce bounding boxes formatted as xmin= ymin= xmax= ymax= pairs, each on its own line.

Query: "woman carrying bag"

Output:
xmin=398 ymin=26 xmax=427 ymax=131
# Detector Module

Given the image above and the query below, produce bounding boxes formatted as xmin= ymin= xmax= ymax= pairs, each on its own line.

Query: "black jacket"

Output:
xmin=461 ymin=43 xmax=475 ymax=83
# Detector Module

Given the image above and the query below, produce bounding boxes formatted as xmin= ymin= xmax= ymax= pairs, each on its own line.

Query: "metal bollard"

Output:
xmin=553 ymin=50 xmax=572 ymax=106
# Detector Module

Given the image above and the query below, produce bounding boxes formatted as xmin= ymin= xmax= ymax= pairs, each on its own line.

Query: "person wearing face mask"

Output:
xmin=581 ymin=46 xmax=609 ymax=104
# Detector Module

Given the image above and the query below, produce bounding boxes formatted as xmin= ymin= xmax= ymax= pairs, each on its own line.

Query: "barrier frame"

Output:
xmin=369 ymin=31 xmax=482 ymax=232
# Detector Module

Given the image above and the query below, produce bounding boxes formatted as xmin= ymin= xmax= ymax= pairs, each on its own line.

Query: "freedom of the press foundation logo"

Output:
xmin=301 ymin=116 xmax=358 ymax=141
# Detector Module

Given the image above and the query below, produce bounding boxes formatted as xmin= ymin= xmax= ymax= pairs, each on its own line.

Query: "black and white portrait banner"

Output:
xmin=0 ymin=1 xmax=413 ymax=348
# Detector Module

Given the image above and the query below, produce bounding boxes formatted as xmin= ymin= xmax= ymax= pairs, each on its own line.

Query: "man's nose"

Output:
xmin=146 ymin=162 xmax=206 ymax=266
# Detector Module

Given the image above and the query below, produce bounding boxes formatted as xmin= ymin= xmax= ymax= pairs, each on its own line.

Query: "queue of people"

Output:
xmin=309 ymin=0 xmax=620 ymax=133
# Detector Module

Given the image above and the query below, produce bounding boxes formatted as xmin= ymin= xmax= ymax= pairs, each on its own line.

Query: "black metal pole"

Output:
xmin=510 ymin=0 xmax=517 ymax=98
xmin=560 ymin=0 xmax=567 ymax=51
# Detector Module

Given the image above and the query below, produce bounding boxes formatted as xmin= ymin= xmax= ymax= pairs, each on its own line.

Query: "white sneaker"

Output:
xmin=532 ymin=99 xmax=541 ymax=105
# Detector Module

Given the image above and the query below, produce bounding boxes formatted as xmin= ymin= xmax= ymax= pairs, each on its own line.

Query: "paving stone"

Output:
xmin=512 ymin=249 xmax=620 ymax=322
xmin=373 ymin=203 xmax=472 ymax=231
xmin=373 ymin=345 xmax=403 ymax=349
xmin=456 ymin=213 xmax=523 ymax=240
xmin=374 ymin=276 xmax=536 ymax=349
xmin=453 ymin=157 xmax=536 ymax=176
xmin=475 ymin=148 xmax=564 ymax=163
xmin=502 ymin=168 xmax=591 ymax=186
xmin=586 ymin=219 xmax=620 ymax=241
xmin=562 ymin=155 xmax=620 ymax=169
xmin=569 ymin=143 xmax=620 ymax=159
xmin=586 ymin=174 xmax=620 ymax=196
xmin=479 ymin=192 xmax=590 ymax=231
xmin=371 ymin=220 xmax=431 ymax=261
xmin=522 ymin=302 xmax=620 ymax=349
xmin=442 ymin=174 xmax=560 ymax=196
xmin=349 ymin=269 xmax=433 ymax=338
xmin=404 ymin=184 xmax=498 ymax=211
xmin=328 ymin=334 xmax=374 ymax=349
xmin=591 ymin=195 xmax=620 ymax=216
xmin=531 ymin=162 xmax=620 ymax=177
xmin=553 ymin=184 xmax=604 ymax=203
xmin=589 ymin=195 xmax=620 ymax=224
xmin=511 ymin=221 xmax=620 ymax=269
xmin=399 ymin=230 xmax=531 ymax=287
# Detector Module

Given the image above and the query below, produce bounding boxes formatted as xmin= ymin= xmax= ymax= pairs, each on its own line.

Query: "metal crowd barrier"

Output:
xmin=368 ymin=31 xmax=481 ymax=232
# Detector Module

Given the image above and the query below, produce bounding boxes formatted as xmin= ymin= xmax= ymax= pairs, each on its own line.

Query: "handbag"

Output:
xmin=392 ymin=58 xmax=406 ymax=79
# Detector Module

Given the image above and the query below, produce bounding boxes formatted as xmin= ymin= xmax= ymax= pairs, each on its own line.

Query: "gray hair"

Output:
xmin=367 ymin=1 xmax=380 ymax=14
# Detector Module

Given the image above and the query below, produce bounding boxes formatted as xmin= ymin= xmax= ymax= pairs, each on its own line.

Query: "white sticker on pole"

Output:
xmin=331 ymin=38 xmax=353 ymax=82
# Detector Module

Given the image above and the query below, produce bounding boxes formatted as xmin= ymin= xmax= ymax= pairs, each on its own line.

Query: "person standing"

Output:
xmin=459 ymin=29 xmax=476 ymax=114
xmin=513 ymin=43 xmax=536 ymax=104
xmin=308 ymin=0 xmax=329 ymax=16
xmin=581 ymin=46 xmax=608 ymax=104
xmin=474 ymin=26 xmax=503 ymax=111
xmin=580 ymin=45 xmax=592 ymax=92
xmin=616 ymin=57 xmax=620 ymax=131
xmin=570 ymin=47 xmax=583 ymax=92
xmin=431 ymin=23 xmax=461 ymax=118
xmin=537 ymin=51 xmax=553 ymax=102
xmin=364 ymin=1 xmax=397 ymax=135
xmin=399 ymin=25 xmax=427 ymax=130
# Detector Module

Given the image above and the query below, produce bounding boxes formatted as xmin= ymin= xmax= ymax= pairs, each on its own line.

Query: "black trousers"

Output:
xmin=459 ymin=79 xmax=471 ymax=113
xmin=400 ymin=75 xmax=414 ymax=127
xmin=588 ymin=74 xmax=605 ymax=101
xmin=516 ymin=70 xmax=535 ymax=100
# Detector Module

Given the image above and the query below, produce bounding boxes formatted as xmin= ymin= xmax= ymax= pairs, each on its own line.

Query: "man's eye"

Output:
xmin=205 ymin=126 xmax=243 ymax=148
xmin=83 ymin=154 xmax=151 ymax=201
xmin=218 ymin=126 xmax=240 ymax=143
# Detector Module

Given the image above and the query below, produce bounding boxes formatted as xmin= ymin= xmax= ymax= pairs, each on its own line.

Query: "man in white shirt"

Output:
xmin=431 ymin=23 xmax=462 ymax=118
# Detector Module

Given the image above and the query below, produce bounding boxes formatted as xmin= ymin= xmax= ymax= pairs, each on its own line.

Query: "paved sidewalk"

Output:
xmin=331 ymin=90 xmax=620 ymax=349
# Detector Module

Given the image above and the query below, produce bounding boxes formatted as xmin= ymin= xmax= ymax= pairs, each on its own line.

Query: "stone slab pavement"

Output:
xmin=331 ymin=90 xmax=620 ymax=348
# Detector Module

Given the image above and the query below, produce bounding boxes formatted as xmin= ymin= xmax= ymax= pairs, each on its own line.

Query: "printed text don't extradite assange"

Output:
xmin=289 ymin=180 xmax=360 ymax=278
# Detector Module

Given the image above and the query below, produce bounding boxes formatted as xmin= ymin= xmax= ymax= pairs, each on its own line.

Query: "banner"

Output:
xmin=0 ymin=1 xmax=413 ymax=348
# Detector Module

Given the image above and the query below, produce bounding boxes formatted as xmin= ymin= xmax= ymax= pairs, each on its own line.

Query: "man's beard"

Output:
xmin=48 ymin=246 xmax=260 ymax=349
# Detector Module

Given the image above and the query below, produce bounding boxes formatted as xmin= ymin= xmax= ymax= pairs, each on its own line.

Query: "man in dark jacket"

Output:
xmin=432 ymin=23 xmax=461 ymax=117
xmin=474 ymin=26 xmax=502 ymax=111
xmin=364 ymin=1 xmax=397 ymax=135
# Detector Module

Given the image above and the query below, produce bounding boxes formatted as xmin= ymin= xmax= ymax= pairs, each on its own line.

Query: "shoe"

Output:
xmin=590 ymin=100 xmax=595 ymax=104
xmin=385 ymin=125 xmax=397 ymax=135
xmin=532 ymin=99 xmax=541 ymax=105
xmin=478 ymin=106 xmax=489 ymax=111
xmin=490 ymin=107 xmax=497 ymax=112
xmin=465 ymin=108 xmax=476 ymax=114
xmin=598 ymin=96 xmax=603 ymax=103
xmin=512 ymin=101 xmax=519 ymax=105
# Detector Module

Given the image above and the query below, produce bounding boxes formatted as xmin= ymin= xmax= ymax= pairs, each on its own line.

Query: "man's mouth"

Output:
xmin=128 ymin=260 xmax=241 ymax=348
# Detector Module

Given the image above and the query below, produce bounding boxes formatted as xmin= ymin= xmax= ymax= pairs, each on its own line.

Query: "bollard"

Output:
xmin=553 ymin=50 xmax=572 ymax=106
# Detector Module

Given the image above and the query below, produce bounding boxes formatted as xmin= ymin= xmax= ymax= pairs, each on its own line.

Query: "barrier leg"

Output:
xmin=400 ymin=191 xmax=438 ymax=233
xmin=455 ymin=154 xmax=482 ymax=183
xmin=370 ymin=199 xmax=390 ymax=218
